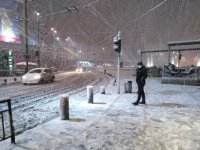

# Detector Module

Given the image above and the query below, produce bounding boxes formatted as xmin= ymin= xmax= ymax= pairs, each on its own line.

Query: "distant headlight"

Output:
xmin=76 ymin=68 xmax=79 ymax=72
xmin=22 ymin=75 xmax=27 ymax=79
xmin=33 ymin=75 xmax=41 ymax=79
xmin=80 ymin=68 xmax=83 ymax=73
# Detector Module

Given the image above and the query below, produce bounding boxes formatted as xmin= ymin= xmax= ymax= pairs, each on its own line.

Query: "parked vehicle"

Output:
xmin=22 ymin=68 xmax=55 ymax=85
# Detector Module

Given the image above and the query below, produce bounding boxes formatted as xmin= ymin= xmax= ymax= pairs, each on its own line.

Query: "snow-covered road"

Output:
xmin=0 ymin=72 xmax=110 ymax=136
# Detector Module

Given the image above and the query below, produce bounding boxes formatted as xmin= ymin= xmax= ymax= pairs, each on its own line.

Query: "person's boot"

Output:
xmin=132 ymin=102 xmax=139 ymax=105
xmin=139 ymin=101 xmax=146 ymax=104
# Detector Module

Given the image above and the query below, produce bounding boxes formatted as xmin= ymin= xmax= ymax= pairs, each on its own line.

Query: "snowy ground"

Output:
xmin=1 ymin=74 xmax=200 ymax=150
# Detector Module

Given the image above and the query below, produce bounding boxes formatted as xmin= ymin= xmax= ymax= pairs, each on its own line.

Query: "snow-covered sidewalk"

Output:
xmin=1 ymin=77 xmax=200 ymax=150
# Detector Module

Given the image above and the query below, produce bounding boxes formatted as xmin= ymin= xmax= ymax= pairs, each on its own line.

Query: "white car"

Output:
xmin=22 ymin=68 xmax=55 ymax=85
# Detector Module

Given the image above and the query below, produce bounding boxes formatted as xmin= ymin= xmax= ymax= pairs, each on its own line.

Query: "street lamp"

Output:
xmin=35 ymin=10 xmax=40 ymax=67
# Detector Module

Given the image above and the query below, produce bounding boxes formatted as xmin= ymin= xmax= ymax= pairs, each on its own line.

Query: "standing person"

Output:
xmin=133 ymin=62 xmax=148 ymax=105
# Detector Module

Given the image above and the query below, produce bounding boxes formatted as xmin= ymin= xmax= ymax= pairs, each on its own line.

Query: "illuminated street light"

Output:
xmin=102 ymin=47 xmax=105 ymax=50
xmin=56 ymin=37 xmax=60 ymax=40
xmin=51 ymin=28 xmax=54 ymax=31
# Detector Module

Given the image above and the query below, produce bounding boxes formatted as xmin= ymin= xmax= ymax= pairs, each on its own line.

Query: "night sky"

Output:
xmin=1 ymin=0 xmax=200 ymax=65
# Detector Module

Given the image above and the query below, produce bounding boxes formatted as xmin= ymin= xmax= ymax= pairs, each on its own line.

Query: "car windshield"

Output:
xmin=29 ymin=69 xmax=42 ymax=73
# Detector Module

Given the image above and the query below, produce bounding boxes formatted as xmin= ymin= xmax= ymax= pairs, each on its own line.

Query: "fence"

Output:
xmin=0 ymin=98 xmax=15 ymax=144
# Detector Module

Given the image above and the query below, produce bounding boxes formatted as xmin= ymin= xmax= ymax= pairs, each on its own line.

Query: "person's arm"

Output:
xmin=141 ymin=68 xmax=147 ymax=82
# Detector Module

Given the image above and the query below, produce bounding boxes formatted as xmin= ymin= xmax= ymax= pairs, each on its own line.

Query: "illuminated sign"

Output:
xmin=0 ymin=8 xmax=21 ymax=43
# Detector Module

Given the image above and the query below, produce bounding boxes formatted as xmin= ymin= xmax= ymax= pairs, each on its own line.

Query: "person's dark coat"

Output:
xmin=136 ymin=66 xmax=148 ymax=85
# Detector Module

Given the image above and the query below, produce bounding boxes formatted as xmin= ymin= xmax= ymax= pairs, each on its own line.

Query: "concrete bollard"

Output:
xmin=100 ymin=86 xmax=105 ymax=94
xmin=87 ymin=86 xmax=94 ymax=103
xmin=59 ymin=94 xmax=69 ymax=120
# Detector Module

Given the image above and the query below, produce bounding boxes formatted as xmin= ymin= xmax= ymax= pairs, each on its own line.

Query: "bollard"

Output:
xmin=87 ymin=86 xmax=94 ymax=103
xmin=100 ymin=86 xmax=105 ymax=94
xmin=59 ymin=94 xmax=69 ymax=120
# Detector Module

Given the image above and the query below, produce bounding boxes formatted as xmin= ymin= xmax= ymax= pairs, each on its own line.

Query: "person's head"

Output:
xmin=137 ymin=62 xmax=143 ymax=69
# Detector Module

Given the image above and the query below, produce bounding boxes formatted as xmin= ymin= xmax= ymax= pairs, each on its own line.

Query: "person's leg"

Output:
xmin=133 ymin=84 xmax=142 ymax=105
xmin=140 ymin=84 xmax=146 ymax=104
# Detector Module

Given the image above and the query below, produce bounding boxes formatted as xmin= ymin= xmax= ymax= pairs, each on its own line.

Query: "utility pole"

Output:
xmin=23 ymin=0 xmax=29 ymax=73
xmin=36 ymin=12 xmax=40 ymax=67
xmin=51 ymin=28 xmax=57 ymax=66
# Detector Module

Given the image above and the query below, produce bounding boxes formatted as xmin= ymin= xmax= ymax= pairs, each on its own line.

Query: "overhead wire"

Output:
xmin=83 ymin=0 xmax=116 ymax=31
xmin=121 ymin=0 xmax=169 ymax=31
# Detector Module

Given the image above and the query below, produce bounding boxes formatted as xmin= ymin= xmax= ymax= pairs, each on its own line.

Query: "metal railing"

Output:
xmin=0 ymin=98 xmax=15 ymax=144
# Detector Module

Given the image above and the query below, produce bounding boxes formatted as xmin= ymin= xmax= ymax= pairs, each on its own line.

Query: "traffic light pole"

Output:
xmin=117 ymin=52 xmax=120 ymax=94
xmin=113 ymin=31 xmax=121 ymax=94
xmin=117 ymin=32 xmax=121 ymax=94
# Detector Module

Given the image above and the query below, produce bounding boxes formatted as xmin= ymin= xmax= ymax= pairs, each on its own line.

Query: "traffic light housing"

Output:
xmin=113 ymin=31 xmax=121 ymax=53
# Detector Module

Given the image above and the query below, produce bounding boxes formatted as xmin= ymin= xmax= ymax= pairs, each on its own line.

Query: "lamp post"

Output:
xmin=51 ymin=28 xmax=57 ymax=66
xmin=35 ymin=11 xmax=40 ymax=67
xmin=23 ymin=0 xmax=29 ymax=73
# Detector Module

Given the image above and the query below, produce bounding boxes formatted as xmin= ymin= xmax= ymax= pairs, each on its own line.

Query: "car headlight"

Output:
xmin=22 ymin=75 xmax=27 ymax=79
xmin=33 ymin=75 xmax=41 ymax=79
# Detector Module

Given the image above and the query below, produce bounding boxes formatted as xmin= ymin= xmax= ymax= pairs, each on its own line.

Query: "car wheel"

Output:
xmin=51 ymin=76 xmax=55 ymax=82
xmin=23 ymin=83 xmax=27 ymax=85
xmin=39 ymin=79 xmax=44 ymax=84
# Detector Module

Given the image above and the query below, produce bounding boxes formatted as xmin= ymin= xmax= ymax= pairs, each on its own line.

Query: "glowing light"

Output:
xmin=147 ymin=55 xmax=153 ymax=67
xmin=197 ymin=58 xmax=200 ymax=66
